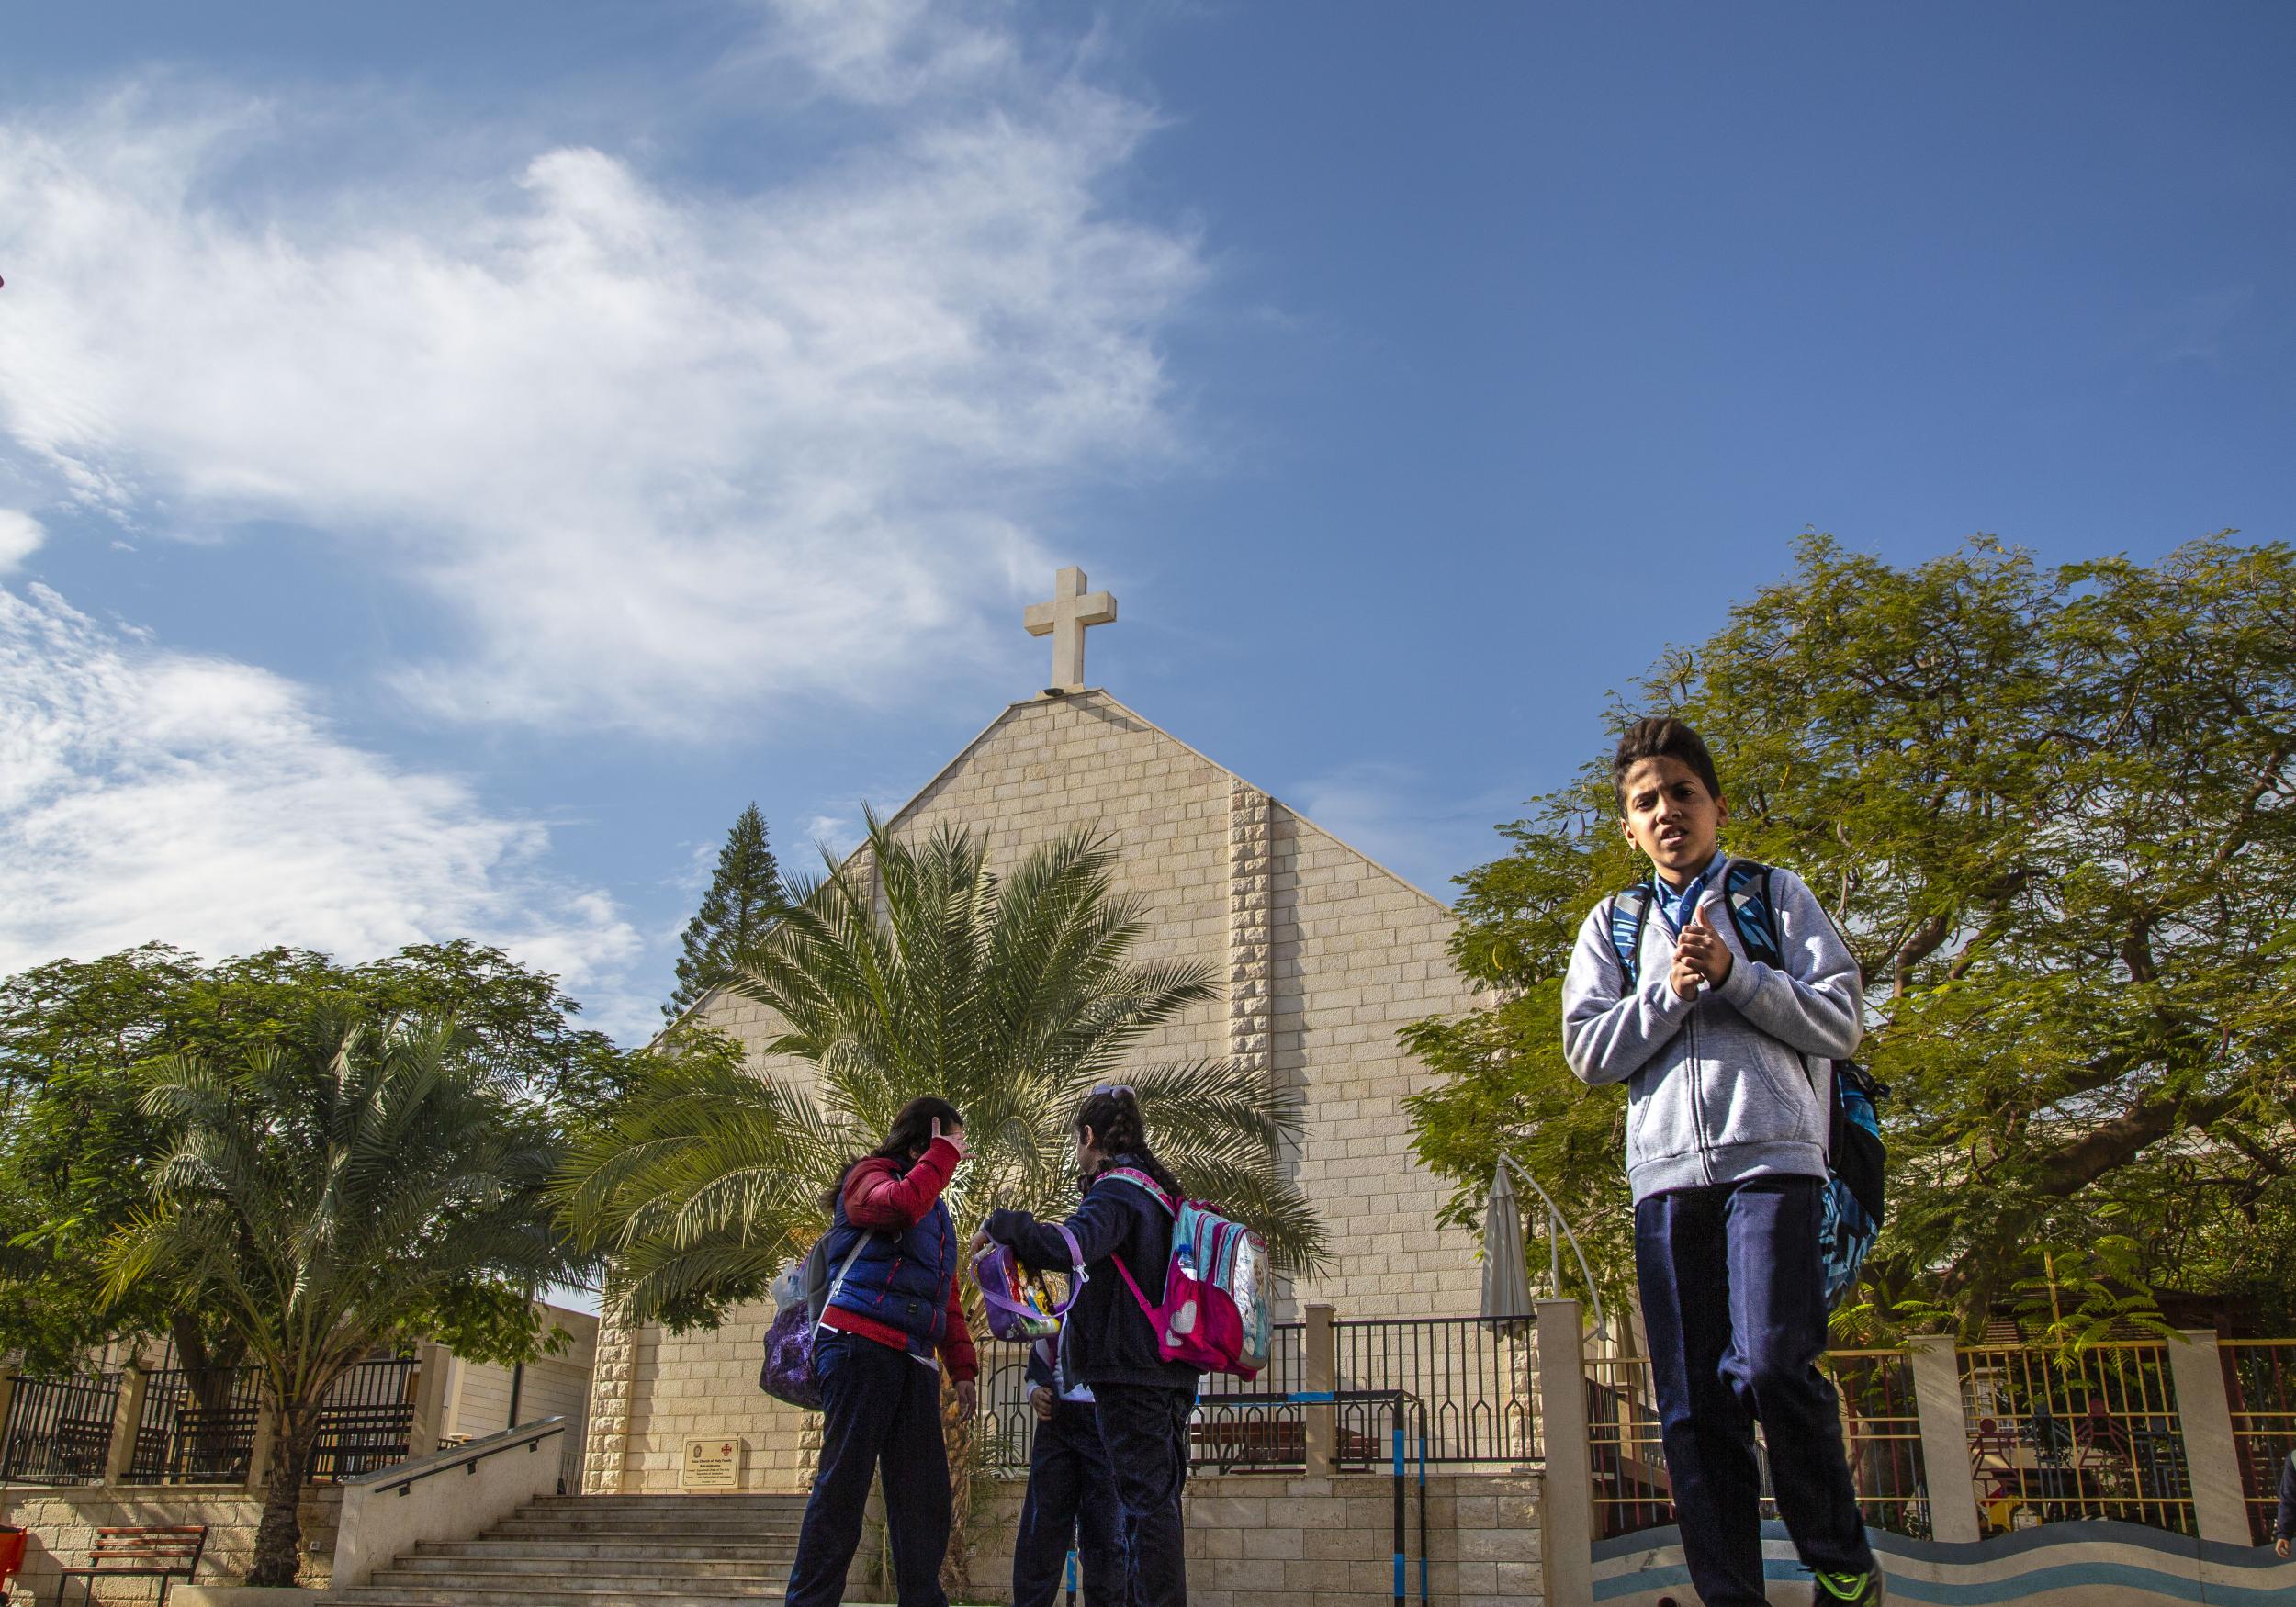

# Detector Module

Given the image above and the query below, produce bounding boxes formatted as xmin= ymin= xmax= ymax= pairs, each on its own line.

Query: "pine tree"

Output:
xmin=665 ymin=804 xmax=782 ymax=1020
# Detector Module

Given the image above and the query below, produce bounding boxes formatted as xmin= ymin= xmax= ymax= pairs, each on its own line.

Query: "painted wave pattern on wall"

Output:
xmin=1593 ymin=1519 xmax=2296 ymax=1606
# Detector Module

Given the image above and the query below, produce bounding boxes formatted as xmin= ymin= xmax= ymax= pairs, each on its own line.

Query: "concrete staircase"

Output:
xmin=328 ymin=1492 xmax=808 ymax=1606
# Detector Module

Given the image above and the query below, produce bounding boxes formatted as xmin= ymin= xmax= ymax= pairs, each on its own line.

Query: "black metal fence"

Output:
xmin=1335 ymin=1316 xmax=1535 ymax=1467
xmin=976 ymin=1317 xmax=1537 ymax=1474
xmin=977 ymin=1326 xmax=1311 ymax=1474
xmin=128 ymin=1366 xmax=264 ymax=1484
xmin=309 ymin=1357 xmax=418 ymax=1481
xmin=0 ymin=1373 xmax=121 ymax=1486
xmin=1194 ymin=1322 xmax=1308 ymax=1473
xmin=1 ymin=1355 xmax=416 ymax=1488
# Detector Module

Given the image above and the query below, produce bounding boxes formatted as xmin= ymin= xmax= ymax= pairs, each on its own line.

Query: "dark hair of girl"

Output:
xmin=824 ymin=1095 xmax=963 ymax=1209
xmin=1075 ymin=1084 xmax=1182 ymax=1199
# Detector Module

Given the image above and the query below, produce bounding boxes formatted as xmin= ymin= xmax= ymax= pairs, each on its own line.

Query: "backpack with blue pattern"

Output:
xmin=1608 ymin=858 xmax=1887 ymax=1312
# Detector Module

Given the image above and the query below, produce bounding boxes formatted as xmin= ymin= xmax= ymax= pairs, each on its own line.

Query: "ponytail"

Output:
xmin=1075 ymin=1084 xmax=1183 ymax=1200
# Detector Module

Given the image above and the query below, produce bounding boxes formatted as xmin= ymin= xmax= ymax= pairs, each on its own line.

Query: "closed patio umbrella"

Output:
xmin=1480 ymin=1161 xmax=1534 ymax=1322
xmin=1480 ymin=1154 xmax=1608 ymax=1341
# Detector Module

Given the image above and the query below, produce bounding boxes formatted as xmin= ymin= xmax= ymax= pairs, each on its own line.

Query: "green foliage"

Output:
xmin=0 ymin=941 xmax=630 ymax=1370
xmin=561 ymin=815 xmax=1329 ymax=1331
xmin=666 ymin=803 xmax=783 ymax=1020
xmin=103 ymin=1010 xmax=575 ymax=1583
xmin=1407 ymin=533 xmax=2296 ymax=1335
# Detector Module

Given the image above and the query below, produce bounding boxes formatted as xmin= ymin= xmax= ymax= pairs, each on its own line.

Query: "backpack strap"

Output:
xmin=1721 ymin=858 xmax=1784 ymax=970
xmin=1097 ymin=1170 xmax=1177 ymax=1342
xmin=1607 ymin=885 xmax=1655 ymax=989
xmin=1099 ymin=1167 xmax=1176 ymax=1215
xmin=805 ymin=1228 xmax=875 ymax=1327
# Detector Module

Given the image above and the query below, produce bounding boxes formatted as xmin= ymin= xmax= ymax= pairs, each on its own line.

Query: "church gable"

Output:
xmin=595 ymin=577 xmax=1483 ymax=1493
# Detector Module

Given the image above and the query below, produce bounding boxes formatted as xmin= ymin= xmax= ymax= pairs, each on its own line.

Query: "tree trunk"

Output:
xmin=940 ymin=1377 xmax=975 ymax=1600
xmin=940 ymin=1286 xmax=985 ymax=1599
xmin=245 ymin=1401 xmax=321 ymax=1588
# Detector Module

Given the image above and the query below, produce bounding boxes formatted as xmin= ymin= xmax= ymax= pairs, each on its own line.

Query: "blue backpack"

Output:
xmin=1608 ymin=858 xmax=1887 ymax=1311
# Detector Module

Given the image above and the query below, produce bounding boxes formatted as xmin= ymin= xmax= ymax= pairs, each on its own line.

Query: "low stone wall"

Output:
xmin=0 ymin=1485 xmax=342 ymax=1602
xmin=846 ymin=1469 xmax=1545 ymax=1607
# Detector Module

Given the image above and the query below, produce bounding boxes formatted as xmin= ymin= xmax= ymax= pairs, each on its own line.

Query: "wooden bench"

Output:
xmin=55 ymin=1524 xmax=207 ymax=1606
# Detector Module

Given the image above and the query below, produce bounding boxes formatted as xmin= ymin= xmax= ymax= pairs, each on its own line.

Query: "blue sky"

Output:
xmin=2 ymin=1 xmax=2290 ymax=1042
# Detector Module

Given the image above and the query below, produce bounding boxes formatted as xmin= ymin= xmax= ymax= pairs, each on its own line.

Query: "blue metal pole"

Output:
xmin=1064 ymin=1545 xmax=1077 ymax=1607
xmin=1391 ymin=1395 xmax=1406 ymax=1607
xmin=1417 ymin=1413 xmax=1430 ymax=1607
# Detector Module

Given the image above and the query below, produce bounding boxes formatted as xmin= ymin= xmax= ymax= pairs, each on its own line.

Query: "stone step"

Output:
xmin=369 ymin=1567 xmax=790 ymax=1592
xmin=525 ymin=1495 xmax=806 ymax=1511
xmin=483 ymin=1522 xmax=802 ymax=1545
xmin=493 ymin=1515 xmax=801 ymax=1531
xmin=334 ymin=1590 xmax=792 ymax=1607
xmin=420 ymin=1538 xmax=798 ymax=1563
xmin=391 ymin=1552 xmax=793 ymax=1579
xmin=345 ymin=1491 xmax=827 ymax=1605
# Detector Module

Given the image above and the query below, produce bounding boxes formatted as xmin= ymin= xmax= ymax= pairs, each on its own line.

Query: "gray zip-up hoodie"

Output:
xmin=1561 ymin=860 xmax=1863 ymax=1203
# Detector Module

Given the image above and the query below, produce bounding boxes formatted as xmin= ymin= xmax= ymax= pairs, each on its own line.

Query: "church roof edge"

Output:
xmin=879 ymin=690 xmax=1459 ymax=919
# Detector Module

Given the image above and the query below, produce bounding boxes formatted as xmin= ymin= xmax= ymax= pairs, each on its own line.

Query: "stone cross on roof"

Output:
xmin=1024 ymin=566 xmax=1117 ymax=693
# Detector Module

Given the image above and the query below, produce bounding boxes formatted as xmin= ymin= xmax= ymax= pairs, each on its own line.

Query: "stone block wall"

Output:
xmin=612 ymin=1303 xmax=826 ymax=1494
xmin=0 ymin=1485 xmax=343 ymax=1601
xmin=956 ymin=1469 xmax=1543 ymax=1607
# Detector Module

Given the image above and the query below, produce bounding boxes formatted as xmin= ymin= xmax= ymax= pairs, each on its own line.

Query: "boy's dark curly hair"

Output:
xmin=1612 ymin=715 xmax=1723 ymax=814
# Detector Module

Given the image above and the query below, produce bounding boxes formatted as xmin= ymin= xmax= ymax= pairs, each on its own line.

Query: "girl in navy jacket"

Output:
xmin=979 ymin=1084 xmax=1199 ymax=1607
xmin=785 ymin=1096 xmax=977 ymax=1607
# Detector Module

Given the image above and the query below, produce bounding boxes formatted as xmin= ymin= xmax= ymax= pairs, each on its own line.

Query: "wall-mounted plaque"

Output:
xmin=681 ymin=1433 xmax=746 ymax=1490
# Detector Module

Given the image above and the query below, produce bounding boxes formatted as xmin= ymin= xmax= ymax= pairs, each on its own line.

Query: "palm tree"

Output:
xmin=103 ymin=1013 xmax=570 ymax=1586
xmin=560 ymin=818 xmax=1327 ymax=1590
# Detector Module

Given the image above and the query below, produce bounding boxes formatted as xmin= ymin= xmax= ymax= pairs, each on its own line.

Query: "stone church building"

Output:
xmin=581 ymin=568 xmax=1486 ymax=1495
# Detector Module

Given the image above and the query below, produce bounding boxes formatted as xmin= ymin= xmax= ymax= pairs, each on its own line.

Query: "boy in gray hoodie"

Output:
xmin=1563 ymin=717 xmax=1881 ymax=1607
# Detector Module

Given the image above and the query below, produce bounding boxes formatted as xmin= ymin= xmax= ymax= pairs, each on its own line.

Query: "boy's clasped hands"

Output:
xmin=1671 ymin=905 xmax=1734 ymax=1001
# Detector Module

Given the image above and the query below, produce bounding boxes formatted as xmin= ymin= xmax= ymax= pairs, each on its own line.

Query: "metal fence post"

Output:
xmin=1536 ymin=1298 xmax=1593 ymax=1607
xmin=1906 ymin=1335 xmax=1980 ymax=1544
xmin=0 ymin=1372 xmax=17 ymax=1482
xmin=1304 ymin=1303 xmax=1337 ymax=1478
xmin=104 ymin=1366 xmax=148 ymax=1486
xmin=2167 ymin=1328 xmax=2253 ymax=1545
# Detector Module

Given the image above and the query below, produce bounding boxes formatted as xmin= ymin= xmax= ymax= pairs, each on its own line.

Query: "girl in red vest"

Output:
xmin=784 ymin=1097 xmax=978 ymax=1607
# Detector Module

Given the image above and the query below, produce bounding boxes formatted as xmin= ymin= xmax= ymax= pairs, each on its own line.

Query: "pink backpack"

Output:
xmin=1101 ymin=1168 xmax=1273 ymax=1379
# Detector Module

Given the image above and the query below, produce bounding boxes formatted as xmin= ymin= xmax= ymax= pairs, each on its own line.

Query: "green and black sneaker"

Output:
xmin=1811 ymin=1565 xmax=1885 ymax=1606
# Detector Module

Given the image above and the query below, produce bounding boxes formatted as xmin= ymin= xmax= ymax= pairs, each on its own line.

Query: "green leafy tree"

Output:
xmin=103 ymin=1012 xmax=573 ymax=1586
xmin=562 ymin=817 xmax=1327 ymax=1590
xmin=665 ymin=803 xmax=783 ymax=1020
xmin=0 ymin=942 xmax=631 ymax=1376
xmin=1407 ymin=533 xmax=2296 ymax=1336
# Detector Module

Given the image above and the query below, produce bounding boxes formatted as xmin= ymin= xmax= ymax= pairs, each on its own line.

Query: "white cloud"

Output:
xmin=0 ymin=582 xmax=649 ymax=1034
xmin=0 ymin=29 xmax=1201 ymax=735
xmin=0 ymin=511 xmax=42 ymax=572
xmin=745 ymin=0 xmax=1018 ymax=106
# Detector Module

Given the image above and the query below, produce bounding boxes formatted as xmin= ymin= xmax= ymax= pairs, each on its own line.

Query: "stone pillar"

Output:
xmin=1227 ymin=782 xmax=1274 ymax=1084
xmin=1536 ymin=1299 xmax=1593 ymax=1607
xmin=2167 ymin=1328 xmax=2253 ymax=1545
xmin=581 ymin=1318 xmax=637 ymax=1494
xmin=104 ymin=1366 xmax=149 ymax=1486
xmin=1907 ymin=1335 xmax=1980 ymax=1545
xmin=796 ymin=1410 xmax=826 ymax=1490
xmin=245 ymin=1396 xmax=277 ymax=1494
xmin=407 ymin=1342 xmax=452 ymax=1460
xmin=1303 ymin=1303 xmax=1337 ymax=1478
